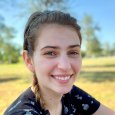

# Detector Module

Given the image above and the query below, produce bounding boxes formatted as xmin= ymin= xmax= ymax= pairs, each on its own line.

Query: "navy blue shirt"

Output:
xmin=4 ymin=85 xmax=100 ymax=115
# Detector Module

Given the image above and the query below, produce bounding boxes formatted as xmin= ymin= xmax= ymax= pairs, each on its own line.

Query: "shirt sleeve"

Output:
xmin=4 ymin=110 xmax=40 ymax=115
xmin=3 ymin=87 xmax=41 ymax=115
xmin=70 ymin=85 xmax=100 ymax=115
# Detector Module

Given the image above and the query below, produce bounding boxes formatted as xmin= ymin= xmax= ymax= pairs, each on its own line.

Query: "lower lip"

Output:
xmin=52 ymin=75 xmax=72 ymax=84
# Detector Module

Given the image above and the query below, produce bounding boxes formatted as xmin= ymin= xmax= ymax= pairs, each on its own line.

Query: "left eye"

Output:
xmin=69 ymin=51 xmax=78 ymax=54
xmin=68 ymin=51 xmax=79 ymax=56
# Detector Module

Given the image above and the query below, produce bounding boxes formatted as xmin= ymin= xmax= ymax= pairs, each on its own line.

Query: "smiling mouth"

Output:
xmin=51 ymin=74 xmax=73 ymax=81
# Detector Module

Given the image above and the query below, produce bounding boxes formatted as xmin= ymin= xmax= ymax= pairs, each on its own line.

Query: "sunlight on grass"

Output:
xmin=82 ymin=66 xmax=115 ymax=72
xmin=83 ymin=56 xmax=115 ymax=67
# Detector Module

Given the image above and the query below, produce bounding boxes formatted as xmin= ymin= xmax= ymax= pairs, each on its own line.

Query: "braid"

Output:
xmin=32 ymin=74 xmax=45 ymax=108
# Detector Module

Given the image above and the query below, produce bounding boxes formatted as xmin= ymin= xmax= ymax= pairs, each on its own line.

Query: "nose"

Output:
xmin=57 ymin=55 xmax=71 ymax=72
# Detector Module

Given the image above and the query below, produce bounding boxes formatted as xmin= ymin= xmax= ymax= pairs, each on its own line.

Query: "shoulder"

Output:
xmin=63 ymin=85 xmax=100 ymax=114
xmin=3 ymin=87 xmax=41 ymax=115
xmin=93 ymin=104 xmax=115 ymax=115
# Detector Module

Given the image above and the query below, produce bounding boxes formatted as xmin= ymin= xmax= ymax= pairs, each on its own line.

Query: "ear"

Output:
xmin=22 ymin=50 xmax=35 ymax=72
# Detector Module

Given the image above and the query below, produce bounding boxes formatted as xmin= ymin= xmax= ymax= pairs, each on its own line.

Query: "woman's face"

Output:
xmin=32 ymin=24 xmax=82 ymax=95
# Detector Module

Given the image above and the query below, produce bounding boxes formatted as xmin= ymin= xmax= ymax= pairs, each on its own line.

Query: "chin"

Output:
xmin=55 ymin=85 xmax=73 ymax=95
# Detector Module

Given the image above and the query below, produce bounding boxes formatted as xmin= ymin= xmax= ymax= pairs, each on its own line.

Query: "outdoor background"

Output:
xmin=0 ymin=0 xmax=115 ymax=114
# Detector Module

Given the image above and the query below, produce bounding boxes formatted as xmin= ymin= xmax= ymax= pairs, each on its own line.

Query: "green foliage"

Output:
xmin=86 ymin=37 xmax=102 ymax=57
xmin=102 ymin=42 xmax=115 ymax=56
xmin=82 ymin=14 xmax=102 ymax=57
xmin=0 ymin=43 xmax=20 ymax=63
xmin=111 ymin=43 xmax=115 ymax=55
xmin=0 ymin=18 xmax=20 ymax=63
xmin=81 ymin=50 xmax=86 ymax=58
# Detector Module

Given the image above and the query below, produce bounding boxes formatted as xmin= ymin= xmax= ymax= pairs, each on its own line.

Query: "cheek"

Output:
xmin=34 ymin=59 xmax=56 ymax=74
xmin=72 ymin=58 xmax=82 ymax=72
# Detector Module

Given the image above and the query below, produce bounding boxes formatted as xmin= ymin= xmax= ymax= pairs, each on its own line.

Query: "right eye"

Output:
xmin=43 ymin=51 xmax=57 ymax=57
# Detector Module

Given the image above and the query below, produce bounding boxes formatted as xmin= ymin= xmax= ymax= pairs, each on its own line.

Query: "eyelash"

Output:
xmin=68 ymin=51 xmax=80 ymax=57
xmin=44 ymin=51 xmax=56 ymax=56
xmin=43 ymin=51 xmax=80 ymax=57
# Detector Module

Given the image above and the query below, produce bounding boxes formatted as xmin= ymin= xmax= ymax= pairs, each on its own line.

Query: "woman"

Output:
xmin=4 ymin=11 xmax=115 ymax=115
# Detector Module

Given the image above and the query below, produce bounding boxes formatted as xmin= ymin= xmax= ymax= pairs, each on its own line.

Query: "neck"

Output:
xmin=32 ymin=86 xmax=63 ymax=115
xmin=42 ymin=88 xmax=62 ymax=115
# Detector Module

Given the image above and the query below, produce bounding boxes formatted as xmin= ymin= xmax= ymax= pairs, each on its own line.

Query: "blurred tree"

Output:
xmin=81 ymin=50 xmax=86 ymax=58
xmin=102 ymin=42 xmax=115 ymax=56
xmin=86 ymin=37 xmax=102 ymax=57
xmin=111 ymin=43 xmax=115 ymax=56
xmin=82 ymin=14 xmax=102 ymax=57
xmin=17 ymin=0 xmax=75 ymax=16
xmin=24 ymin=0 xmax=67 ymax=12
xmin=0 ymin=16 xmax=20 ymax=63
xmin=102 ymin=42 xmax=111 ymax=56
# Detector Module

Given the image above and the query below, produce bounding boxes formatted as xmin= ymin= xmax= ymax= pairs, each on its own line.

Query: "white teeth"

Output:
xmin=55 ymin=76 xmax=70 ymax=80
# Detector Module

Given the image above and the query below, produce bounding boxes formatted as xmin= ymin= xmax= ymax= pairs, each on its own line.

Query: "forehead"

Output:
xmin=36 ymin=24 xmax=80 ymax=48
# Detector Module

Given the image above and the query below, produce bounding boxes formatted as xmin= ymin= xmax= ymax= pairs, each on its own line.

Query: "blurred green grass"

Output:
xmin=0 ymin=57 xmax=115 ymax=114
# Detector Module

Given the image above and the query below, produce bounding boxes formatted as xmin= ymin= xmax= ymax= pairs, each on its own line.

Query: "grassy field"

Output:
xmin=0 ymin=57 xmax=115 ymax=114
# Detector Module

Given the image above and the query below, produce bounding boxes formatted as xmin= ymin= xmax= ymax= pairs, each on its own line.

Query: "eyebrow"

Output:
xmin=41 ymin=44 xmax=81 ymax=51
xmin=68 ymin=45 xmax=81 ymax=48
